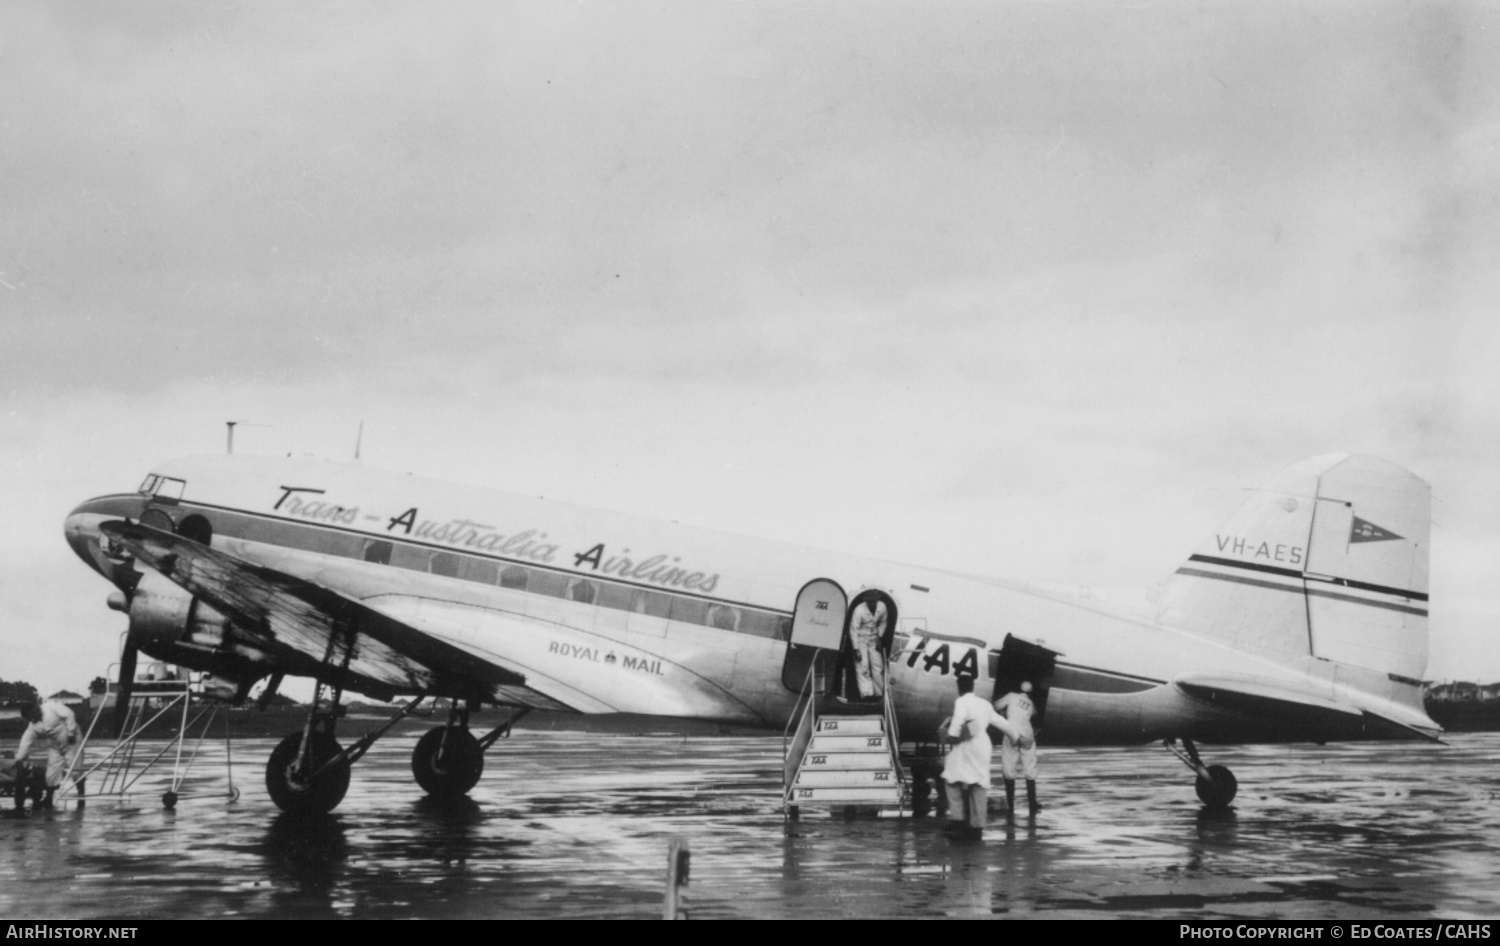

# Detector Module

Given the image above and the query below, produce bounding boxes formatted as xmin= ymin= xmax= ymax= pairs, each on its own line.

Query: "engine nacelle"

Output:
xmin=125 ymin=569 xmax=276 ymax=683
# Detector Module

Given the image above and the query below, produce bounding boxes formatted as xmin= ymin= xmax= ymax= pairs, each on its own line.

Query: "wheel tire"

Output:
xmin=162 ymin=791 xmax=178 ymax=810
xmin=411 ymin=726 xmax=484 ymax=797
xmin=1195 ymin=764 xmax=1238 ymax=808
xmin=266 ymin=731 xmax=351 ymax=815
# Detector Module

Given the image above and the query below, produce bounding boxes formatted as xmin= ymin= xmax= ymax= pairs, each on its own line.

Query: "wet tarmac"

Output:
xmin=2 ymin=730 xmax=1498 ymax=919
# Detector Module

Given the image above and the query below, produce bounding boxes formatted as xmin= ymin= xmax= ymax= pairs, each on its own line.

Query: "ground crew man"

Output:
xmin=940 ymin=674 xmax=1018 ymax=836
xmin=12 ymin=701 xmax=80 ymax=810
xmin=994 ymin=681 xmax=1041 ymax=815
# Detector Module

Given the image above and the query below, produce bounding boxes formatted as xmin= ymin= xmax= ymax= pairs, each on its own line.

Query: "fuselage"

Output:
xmin=63 ymin=454 xmax=1421 ymax=745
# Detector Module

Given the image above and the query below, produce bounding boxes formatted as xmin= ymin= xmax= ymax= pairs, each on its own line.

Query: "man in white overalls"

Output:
xmin=848 ymin=597 xmax=889 ymax=701
xmin=11 ymin=701 xmax=79 ymax=810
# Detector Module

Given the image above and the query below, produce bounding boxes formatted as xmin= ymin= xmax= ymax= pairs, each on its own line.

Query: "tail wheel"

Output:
xmin=1195 ymin=764 xmax=1238 ymax=808
xmin=412 ymin=726 xmax=484 ymax=797
xmin=267 ymin=732 xmax=351 ymax=815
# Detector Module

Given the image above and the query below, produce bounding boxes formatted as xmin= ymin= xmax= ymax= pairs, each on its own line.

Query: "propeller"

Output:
xmin=112 ymin=640 xmax=139 ymax=739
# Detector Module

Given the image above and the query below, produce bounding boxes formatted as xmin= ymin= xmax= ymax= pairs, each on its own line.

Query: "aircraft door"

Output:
xmin=986 ymin=635 xmax=1059 ymax=729
xmin=781 ymin=579 xmax=848 ymax=691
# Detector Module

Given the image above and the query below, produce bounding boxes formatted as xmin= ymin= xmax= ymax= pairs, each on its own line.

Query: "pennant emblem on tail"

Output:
xmin=1350 ymin=516 xmax=1403 ymax=544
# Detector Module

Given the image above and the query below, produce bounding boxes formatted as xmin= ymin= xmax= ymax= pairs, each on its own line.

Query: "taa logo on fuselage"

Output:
xmin=897 ymin=635 xmax=980 ymax=678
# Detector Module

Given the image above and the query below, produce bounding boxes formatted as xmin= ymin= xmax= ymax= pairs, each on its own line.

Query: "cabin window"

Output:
xmin=390 ymin=544 xmax=429 ymax=571
xmin=139 ymin=508 xmax=175 ymax=532
xmin=499 ymin=565 xmax=529 ymax=590
xmin=669 ymin=597 xmax=708 ymax=626
xmin=633 ymin=590 xmax=673 ymax=618
xmin=430 ymin=552 xmax=459 ymax=578
xmin=362 ymin=540 xmax=393 ymax=565
xmin=595 ymin=583 xmax=633 ymax=611
xmin=707 ymin=605 xmax=739 ymax=632
xmin=304 ymin=529 xmax=363 ymax=558
xmin=529 ymin=571 xmax=568 ymax=598
xmin=138 ymin=475 xmax=160 ymax=495
xmin=568 ymin=579 xmax=597 ymax=605
xmin=462 ymin=558 xmax=498 ymax=584
xmin=739 ymin=610 xmax=788 ymax=640
xmin=176 ymin=514 xmax=213 ymax=545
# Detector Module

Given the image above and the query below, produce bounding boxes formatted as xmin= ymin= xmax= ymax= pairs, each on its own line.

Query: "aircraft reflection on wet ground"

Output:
xmin=2 ymin=731 xmax=1498 ymax=919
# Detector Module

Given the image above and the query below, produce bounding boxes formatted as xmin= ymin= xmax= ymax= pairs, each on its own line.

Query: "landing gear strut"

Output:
xmin=265 ymin=619 xmax=430 ymax=815
xmin=1165 ymin=738 xmax=1238 ymax=808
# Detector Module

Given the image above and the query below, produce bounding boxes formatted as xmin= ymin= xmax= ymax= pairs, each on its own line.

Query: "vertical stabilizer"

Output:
xmin=1159 ymin=455 xmax=1430 ymax=683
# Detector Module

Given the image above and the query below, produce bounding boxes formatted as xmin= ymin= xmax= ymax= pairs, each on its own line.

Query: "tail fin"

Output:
xmin=1159 ymin=454 xmax=1430 ymax=683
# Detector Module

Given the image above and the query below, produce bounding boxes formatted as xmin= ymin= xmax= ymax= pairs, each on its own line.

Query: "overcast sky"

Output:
xmin=3 ymin=1 xmax=1498 ymax=699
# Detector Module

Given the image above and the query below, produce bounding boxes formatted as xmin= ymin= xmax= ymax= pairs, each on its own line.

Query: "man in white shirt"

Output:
xmin=940 ymin=675 xmax=1018 ymax=834
xmin=11 ymin=701 xmax=80 ymax=810
xmin=994 ymin=681 xmax=1042 ymax=815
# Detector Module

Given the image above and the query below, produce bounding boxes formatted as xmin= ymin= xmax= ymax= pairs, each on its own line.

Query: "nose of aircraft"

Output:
xmin=64 ymin=494 xmax=147 ymax=581
xmin=64 ymin=501 xmax=100 ymax=568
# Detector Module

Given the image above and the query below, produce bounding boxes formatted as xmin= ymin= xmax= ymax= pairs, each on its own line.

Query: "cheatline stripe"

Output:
xmin=1187 ymin=554 xmax=1427 ymax=602
xmin=1174 ymin=568 xmax=1428 ymax=617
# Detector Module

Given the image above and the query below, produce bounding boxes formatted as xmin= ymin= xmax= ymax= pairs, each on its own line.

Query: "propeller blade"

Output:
xmin=112 ymin=641 xmax=138 ymax=739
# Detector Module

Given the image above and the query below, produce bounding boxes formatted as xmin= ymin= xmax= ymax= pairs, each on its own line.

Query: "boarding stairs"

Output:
xmin=783 ymin=665 xmax=907 ymax=815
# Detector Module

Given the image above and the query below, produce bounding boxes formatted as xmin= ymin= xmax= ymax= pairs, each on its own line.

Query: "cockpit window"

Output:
xmin=154 ymin=477 xmax=186 ymax=499
xmin=138 ymin=475 xmax=186 ymax=499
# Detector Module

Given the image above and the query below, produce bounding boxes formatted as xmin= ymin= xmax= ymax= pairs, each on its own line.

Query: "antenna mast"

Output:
xmin=225 ymin=420 xmax=269 ymax=455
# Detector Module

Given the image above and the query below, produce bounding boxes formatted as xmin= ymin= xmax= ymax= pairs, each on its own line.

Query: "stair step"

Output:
xmin=786 ymin=785 xmax=903 ymax=805
xmin=798 ymin=751 xmax=894 ymax=771
xmin=808 ymin=733 xmax=890 ymax=753
xmin=814 ymin=717 xmax=885 ymax=734
xmin=794 ymin=768 xmax=899 ymax=787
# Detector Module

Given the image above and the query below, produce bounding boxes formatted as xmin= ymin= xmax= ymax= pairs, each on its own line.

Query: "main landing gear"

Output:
xmin=412 ymin=704 xmax=531 ymax=799
xmin=1165 ymin=737 xmax=1238 ymax=808
xmin=263 ymin=689 xmax=532 ymax=814
xmin=266 ymin=694 xmax=425 ymax=815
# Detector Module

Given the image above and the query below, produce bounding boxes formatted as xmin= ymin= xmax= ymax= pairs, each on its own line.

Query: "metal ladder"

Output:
xmin=63 ymin=668 xmax=239 ymax=809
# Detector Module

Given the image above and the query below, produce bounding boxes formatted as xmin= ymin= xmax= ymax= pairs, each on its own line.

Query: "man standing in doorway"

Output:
xmin=995 ymin=680 xmax=1042 ymax=815
xmin=941 ymin=674 xmax=1018 ymax=836
xmin=849 ymin=597 xmax=890 ymax=701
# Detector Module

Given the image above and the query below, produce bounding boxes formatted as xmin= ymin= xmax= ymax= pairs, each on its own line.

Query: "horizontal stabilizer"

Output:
xmin=1174 ymin=672 xmax=1360 ymax=718
xmin=1175 ymin=672 xmax=1443 ymax=743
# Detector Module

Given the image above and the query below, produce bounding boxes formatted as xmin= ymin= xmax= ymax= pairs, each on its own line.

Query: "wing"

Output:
xmin=100 ymin=520 xmax=574 ymax=711
xmin=1173 ymin=672 xmax=1444 ymax=743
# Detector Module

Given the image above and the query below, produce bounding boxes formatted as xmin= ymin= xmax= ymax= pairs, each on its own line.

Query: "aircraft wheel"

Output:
xmin=266 ymin=731 xmax=351 ymax=815
xmin=1195 ymin=764 xmax=1238 ymax=808
xmin=412 ymin=726 xmax=484 ymax=797
xmin=162 ymin=791 xmax=177 ymax=810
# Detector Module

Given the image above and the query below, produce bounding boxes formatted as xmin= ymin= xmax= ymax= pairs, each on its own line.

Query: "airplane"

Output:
xmin=61 ymin=451 xmax=1441 ymax=815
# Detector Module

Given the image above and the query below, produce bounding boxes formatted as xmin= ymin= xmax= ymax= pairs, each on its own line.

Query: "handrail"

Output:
xmin=880 ymin=660 xmax=906 ymax=795
xmin=781 ymin=659 xmax=818 ymax=745
xmin=782 ymin=661 xmax=821 ymax=801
